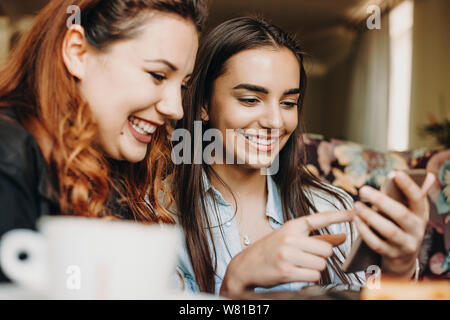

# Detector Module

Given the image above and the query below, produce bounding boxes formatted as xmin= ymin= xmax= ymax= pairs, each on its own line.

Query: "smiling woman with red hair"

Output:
xmin=0 ymin=0 xmax=207 ymax=282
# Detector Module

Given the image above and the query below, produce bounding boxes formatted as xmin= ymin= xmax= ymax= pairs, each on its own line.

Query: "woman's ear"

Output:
xmin=201 ymin=106 xmax=209 ymax=123
xmin=62 ymin=24 xmax=88 ymax=80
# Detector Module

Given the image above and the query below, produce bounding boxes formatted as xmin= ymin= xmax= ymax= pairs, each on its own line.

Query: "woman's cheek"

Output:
xmin=285 ymin=109 xmax=299 ymax=131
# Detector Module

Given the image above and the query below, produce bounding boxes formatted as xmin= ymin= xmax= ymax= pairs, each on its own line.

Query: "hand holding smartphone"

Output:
xmin=342 ymin=169 xmax=428 ymax=273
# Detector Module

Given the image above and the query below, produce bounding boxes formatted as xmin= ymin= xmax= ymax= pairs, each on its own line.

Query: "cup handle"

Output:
xmin=0 ymin=229 xmax=47 ymax=291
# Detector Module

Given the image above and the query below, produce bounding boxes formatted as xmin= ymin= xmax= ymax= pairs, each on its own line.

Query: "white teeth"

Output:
xmin=128 ymin=116 xmax=157 ymax=135
xmin=132 ymin=123 xmax=147 ymax=134
xmin=243 ymin=133 xmax=276 ymax=146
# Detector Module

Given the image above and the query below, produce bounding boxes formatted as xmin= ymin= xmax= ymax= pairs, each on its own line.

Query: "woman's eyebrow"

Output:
xmin=144 ymin=59 xmax=178 ymax=71
xmin=283 ymin=88 xmax=301 ymax=95
xmin=233 ymin=83 xmax=268 ymax=94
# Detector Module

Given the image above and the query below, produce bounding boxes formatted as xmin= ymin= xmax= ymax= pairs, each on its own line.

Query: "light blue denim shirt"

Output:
xmin=174 ymin=172 xmax=366 ymax=294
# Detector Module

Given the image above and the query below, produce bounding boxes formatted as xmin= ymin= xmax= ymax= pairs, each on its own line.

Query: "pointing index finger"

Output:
xmin=301 ymin=210 xmax=354 ymax=233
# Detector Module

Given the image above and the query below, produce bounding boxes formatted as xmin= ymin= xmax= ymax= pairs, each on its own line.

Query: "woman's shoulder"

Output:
xmin=0 ymin=108 xmax=41 ymax=169
xmin=0 ymin=107 xmax=52 ymax=200
xmin=304 ymin=183 xmax=354 ymax=212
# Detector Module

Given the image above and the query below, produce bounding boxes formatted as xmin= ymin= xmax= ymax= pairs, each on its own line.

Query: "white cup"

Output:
xmin=0 ymin=216 xmax=181 ymax=299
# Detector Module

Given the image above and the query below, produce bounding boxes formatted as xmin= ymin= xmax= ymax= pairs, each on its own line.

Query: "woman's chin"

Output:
xmin=119 ymin=145 xmax=148 ymax=163
xmin=236 ymin=156 xmax=276 ymax=170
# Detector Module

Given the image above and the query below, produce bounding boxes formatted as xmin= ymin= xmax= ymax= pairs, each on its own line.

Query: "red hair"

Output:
xmin=0 ymin=0 xmax=207 ymax=222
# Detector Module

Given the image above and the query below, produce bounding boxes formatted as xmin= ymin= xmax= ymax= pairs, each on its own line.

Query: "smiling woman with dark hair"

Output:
xmin=171 ymin=16 xmax=435 ymax=297
xmin=0 ymin=0 xmax=207 ymax=282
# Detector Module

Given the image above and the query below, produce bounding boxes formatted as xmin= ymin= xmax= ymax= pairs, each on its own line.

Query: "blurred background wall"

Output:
xmin=409 ymin=0 xmax=450 ymax=150
xmin=0 ymin=0 xmax=448 ymax=151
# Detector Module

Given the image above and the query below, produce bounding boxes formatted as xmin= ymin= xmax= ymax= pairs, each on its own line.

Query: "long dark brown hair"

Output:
xmin=0 ymin=0 xmax=207 ymax=222
xmin=173 ymin=16 xmax=361 ymax=293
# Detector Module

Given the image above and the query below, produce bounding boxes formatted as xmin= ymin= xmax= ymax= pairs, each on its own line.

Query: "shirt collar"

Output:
xmin=201 ymin=169 xmax=230 ymax=206
xmin=265 ymin=174 xmax=284 ymax=225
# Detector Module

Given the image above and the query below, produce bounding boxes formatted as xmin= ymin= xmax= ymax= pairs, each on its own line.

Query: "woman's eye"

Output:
xmin=238 ymin=98 xmax=259 ymax=106
xmin=281 ymin=101 xmax=298 ymax=108
xmin=149 ymin=72 xmax=167 ymax=82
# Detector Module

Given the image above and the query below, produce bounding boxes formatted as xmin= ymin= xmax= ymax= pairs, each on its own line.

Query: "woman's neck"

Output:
xmin=209 ymin=163 xmax=267 ymax=205
xmin=209 ymin=165 xmax=273 ymax=247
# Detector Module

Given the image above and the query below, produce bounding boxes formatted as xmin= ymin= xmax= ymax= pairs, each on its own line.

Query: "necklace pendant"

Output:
xmin=243 ymin=235 xmax=251 ymax=246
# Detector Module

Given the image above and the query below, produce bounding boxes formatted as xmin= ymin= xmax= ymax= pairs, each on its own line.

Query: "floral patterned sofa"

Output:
xmin=301 ymin=133 xmax=450 ymax=280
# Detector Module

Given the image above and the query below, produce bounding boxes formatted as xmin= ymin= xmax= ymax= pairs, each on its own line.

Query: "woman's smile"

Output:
xmin=127 ymin=115 xmax=161 ymax=144
xmin=234 ymin=129 xmax=280 ymax=152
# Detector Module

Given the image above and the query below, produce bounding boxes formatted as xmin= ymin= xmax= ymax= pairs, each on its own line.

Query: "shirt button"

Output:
xmin=225 ymin=221 xmax=231 ymax=227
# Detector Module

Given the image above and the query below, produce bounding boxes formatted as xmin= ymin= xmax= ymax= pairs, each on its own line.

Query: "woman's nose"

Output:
xmin=155 ymin=86 xmax=184 ymax=121
xmin=260 ymin=102 xmax=283 ymax=129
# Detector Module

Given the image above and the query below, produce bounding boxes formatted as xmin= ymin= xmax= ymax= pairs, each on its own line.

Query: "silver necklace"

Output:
xmin=241 ymin=234 xmax=251 ymax=246
xmin=237 ymin=212 xmax=269 ymax=247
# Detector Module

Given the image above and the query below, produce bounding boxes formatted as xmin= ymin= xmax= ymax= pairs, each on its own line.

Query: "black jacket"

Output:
xmin=0 ymin=107 xmax=59 ymax=282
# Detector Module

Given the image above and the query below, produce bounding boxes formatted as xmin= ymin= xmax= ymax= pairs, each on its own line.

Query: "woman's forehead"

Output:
xmin=219 ymin=47 xmax=301 ymax=92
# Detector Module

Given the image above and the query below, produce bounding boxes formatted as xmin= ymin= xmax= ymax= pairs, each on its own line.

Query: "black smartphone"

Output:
xmin=342 ymin=169 xmax=428 ymax=273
